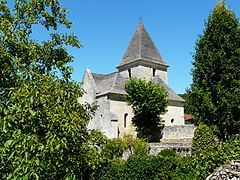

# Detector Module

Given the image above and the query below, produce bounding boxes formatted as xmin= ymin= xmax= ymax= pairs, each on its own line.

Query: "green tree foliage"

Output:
xmin=125 ymin=78 xmax=168 ymax=141
xmin=178 ymin=93 xmax=191 ymax=114
xmin=222 ymin=135 xmax=240 ymax=161
xmin=97 ymin=126 xmax=240 ymax=180
xmin=192 ymin=124 xmax=218 ymax=156
xmin=0 ymin=75 xmax=102 ymax=179
xmin=188 ymin=2 xmax=240 ymax=141
xmin=191 ymin=124 xmax=225 ymax=179
xmin=0 ymin=0 xmax=106 ymax=179
xmin=101 ymin=136 xmax=150 ymax=161
xmin=97 ymin=154 xmax=195 ymax=180
xmin=101 ymin=138 xmax=127 ymax=160
xmin=158 ymin=149 xmax=176 ymax=157
xmin=0 ymin=0 xmax=81 ymax=97
xmin=121 ymin=135 xmax=149 ymax=156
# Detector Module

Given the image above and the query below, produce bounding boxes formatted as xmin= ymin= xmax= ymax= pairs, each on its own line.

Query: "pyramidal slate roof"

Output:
xmin=117 ymin=22 xmax=168 ymax=68
xmin=91 ymin=72 xmax=126 ymax=96
xmin=152 ymin=76 xmax=185 ymax=102
xmin=91 ymin=72 xmax=184 ymax=102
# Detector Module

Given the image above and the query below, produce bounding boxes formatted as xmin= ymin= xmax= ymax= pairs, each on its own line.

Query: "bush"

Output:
xmin=191 ymin=123 xmax=225 ymax=179
xmin=97 ymin=162 xmax=125 ymax=180
xmin=158 ymin=149 xmax=176 ymax=157
xmin=223 ymin=135 xmax=240 ymax=161
xmin=101 ymin=139 xmax=127 ymax=160
xmin=132 ymin=139 xmax=149 ymax=156
xmin=98 ymin=155 xmax=180 ymax=180
xmin=172 ymin=156 xmax=196 ymax=179
xmin=123 ymin=135 xmax=149 ymax=156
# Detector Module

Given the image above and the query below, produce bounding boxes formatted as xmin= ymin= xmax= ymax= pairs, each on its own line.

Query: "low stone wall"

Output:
xmin=149 ymin=141 xmax=192 ymax=156
xmin=122 ymin=140 xmax=193 ymax=160
xmin=122 ymin=125 xmax=196 ymax=159
xmin=161 ymin=125 xmax=196 ymax=142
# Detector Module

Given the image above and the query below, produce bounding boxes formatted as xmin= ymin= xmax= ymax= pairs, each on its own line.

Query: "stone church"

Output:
xmin=80 ymin=22 xmax=185 ymax=139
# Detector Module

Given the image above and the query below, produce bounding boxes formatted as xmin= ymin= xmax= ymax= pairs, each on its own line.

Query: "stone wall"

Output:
xmin=149 ymin=142 xmax=192 ymax=156
xmin=110 ymin=99 xmax=135 ymax=138
xmin=122 ymin=141 xmax=193 ymax=160
xmin=161 ymin=125 xmax=196 ymax=142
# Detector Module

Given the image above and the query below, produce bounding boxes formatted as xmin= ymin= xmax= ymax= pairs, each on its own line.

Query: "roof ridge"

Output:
xmin=85 ymin=69 xmax=100 ymax=94
xmin=109 ymin=73 xmax=118 ymax=93
xmin=139 ymin=23 xmax=142 ymax=59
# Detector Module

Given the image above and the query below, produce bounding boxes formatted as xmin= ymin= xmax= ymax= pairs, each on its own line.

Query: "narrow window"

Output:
xmin=124 ymin=113 xmax=128 ymax=128
xmin=128 ymin=69 xmax=131 ymax=78
xmin=153 ymin=68 xmax=156 ymax=76
xmin=171 ymin=118 xmax=174 ymax=123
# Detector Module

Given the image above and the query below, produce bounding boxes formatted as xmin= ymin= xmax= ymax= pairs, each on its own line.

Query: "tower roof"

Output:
xmin=117 ymin=22 xmax=168 ymax=69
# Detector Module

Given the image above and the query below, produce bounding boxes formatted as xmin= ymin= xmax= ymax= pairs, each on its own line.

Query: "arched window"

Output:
xmin=153 ymin=68 xmax=156 ymax=76
xmin=124 ymin=113 xmax=128 ymax=128
xmin=171 ymin=118 xmax=174 ymax=123
xmin=128 ymin=69 xmax=131 ymax=78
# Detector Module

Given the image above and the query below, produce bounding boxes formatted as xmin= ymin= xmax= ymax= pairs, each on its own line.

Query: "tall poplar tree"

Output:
xmin=188 ymin=1 xmax=240 ymax=141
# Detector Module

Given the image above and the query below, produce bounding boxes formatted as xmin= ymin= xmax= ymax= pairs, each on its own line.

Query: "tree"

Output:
xmin=0 ymin=75 xmax=102 ymax=179
xmin=125 ymin=78 xmax=168 ymax=141
xmin=191 ymin=124 xmax=225 ymax=179
xmin=178 ymin=93 xmax=191 ymax=114
xmin=0 ymin=0 xmax=81 ymax=97
xmin=188 ymin=2 xmax=240 ymax=141
xmin=0 ymin=0 xmax=105 ymax=178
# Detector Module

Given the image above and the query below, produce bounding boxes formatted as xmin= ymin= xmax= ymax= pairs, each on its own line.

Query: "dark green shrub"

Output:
xmin=191 ymin=123 xmax=225 ymax=179
xmin=125 ymin=155 xmax=178 ymax=179
xmin=97 ymin=161 xmax=126 ymax=180
xmin=132 ymin=139 xmax=149 ymax=156
xmin=223 ymin=135 xmax=240 ymax=161
xmin=158 ymin=149 xmax=176 ymax=157
xmin=192 ymin=123 xmax=217 ymax=156
xmin=101 ymin=139 xmax=127 ymax=160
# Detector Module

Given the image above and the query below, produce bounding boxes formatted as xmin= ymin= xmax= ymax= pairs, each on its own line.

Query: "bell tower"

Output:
xmin=116 ymin=22 xmax=169 ymax=84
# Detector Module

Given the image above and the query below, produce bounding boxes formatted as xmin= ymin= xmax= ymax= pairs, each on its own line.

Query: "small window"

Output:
xmin=171 ymin=118 xmax=174 ymax=123
xmin=153 ymin=68 xmax=156 ymax=76
xmin=128 ymin=69 xmax=131 ymax=78
xmin=124 ymin=113 xmax=128 ymax=128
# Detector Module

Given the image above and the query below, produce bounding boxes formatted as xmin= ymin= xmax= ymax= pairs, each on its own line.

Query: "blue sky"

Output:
xmin=37 ymin=1 xmax=240 ymax=94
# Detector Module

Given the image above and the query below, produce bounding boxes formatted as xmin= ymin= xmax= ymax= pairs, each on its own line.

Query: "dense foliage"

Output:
xmin=98 ymin=125 xmax=240 ymax=180
xmin=125 ymin=78 xmax=168 ymax=141
xmin=2 ymin=1 xmax=240 ymax=179
xmin=0 ymin=75 xmax=103 ymax=179
xmin=188 ymin=2 xmax=240 ymax=141
xmin=98 ymin=155 xmax=182 ymax=180
xmin=0 ymin=0 xmax=106 ymax=179
xmin=0 ymin=0 xmax=81 ymax=96
xmin=191 ymin=124 xmax=225 ymax=178
xmin=178 ymin=93 xmax=191 ymax=114
xmin=101 ymin=136 xmax=149 ymax=161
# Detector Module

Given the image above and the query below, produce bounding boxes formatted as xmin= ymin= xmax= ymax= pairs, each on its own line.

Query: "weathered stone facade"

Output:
xmin=80 ymin=22 xmax=188 ymax=139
